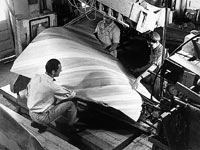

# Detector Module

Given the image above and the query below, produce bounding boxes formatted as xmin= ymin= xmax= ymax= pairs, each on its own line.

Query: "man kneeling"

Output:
xmin=26 ymin=59 xmax=78 ymax=132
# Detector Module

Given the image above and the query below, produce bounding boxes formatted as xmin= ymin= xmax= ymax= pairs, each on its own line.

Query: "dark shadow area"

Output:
xmin=78 ymin=106 xmax=136 ymax=131
xmin=56 ymin=100 xmax=141 ymax=135
xmin=55 ymin=102 xmax=142 ymax=150
xmin=77 ymin=100 xmax=144 ymax=133
xmin=118 ymin=30 xmax=150 ymax=72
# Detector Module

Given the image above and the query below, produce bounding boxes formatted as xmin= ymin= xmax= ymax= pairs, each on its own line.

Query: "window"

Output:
xmin=0 ymin=0 xmax=6 ymax=21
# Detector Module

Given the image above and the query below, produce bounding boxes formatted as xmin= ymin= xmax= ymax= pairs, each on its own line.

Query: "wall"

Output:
xmin=175 ymin=0 xmax=187 ymax=17
xmin=8 ymin=0 xmax=53 ymax=19
xmin=10 ymin=0 xmax=30 ymax=18
xmin=7 ymin=0 xmax=54 ymax=56
xmin=186 ymin=0 xmax=200 ymax=9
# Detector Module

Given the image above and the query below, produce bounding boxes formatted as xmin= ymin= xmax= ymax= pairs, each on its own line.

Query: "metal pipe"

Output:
xmin=160 ymin=0 xmax=169 ymax=99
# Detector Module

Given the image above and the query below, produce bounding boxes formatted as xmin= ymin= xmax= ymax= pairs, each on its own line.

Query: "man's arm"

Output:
xmin=109 ymin=25 xmax=120 ymax=52
xmin=53 ymin=83 xmax=76 ymax=101
xmin=133 ymin=64 xmax=158 ymax=90
xmin=132 ymin=63 xmax=151 ymax=75
xmin=138 ymin=44 xmax=165 ymax=78
xmin=138 ymin=64 xmax=158 ymax=80
xmin=107 ymin=43 xmax=118 ymax=52
xmin=133 ymin=44 xmax=165 ymax=89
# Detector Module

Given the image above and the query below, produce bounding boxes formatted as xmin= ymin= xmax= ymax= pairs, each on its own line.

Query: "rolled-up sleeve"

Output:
xmin=53 ymin=83 xmax=76 ymax=100
xmin=112 ymin=26 xmax=120 ymax=44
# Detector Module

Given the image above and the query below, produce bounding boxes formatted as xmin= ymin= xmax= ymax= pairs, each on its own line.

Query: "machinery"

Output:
xmin=138 ymin=30 xmax=200 ymax=149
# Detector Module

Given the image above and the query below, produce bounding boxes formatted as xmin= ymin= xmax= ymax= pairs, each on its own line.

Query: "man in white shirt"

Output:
xmin=26 ymin=59 xmax=78 ymax=129
xmin=94 ymin=14 xmax=121 ymax=58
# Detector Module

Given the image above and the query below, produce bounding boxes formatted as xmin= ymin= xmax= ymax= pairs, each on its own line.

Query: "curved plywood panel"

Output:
xmin=11 ymin=24 xmax=143 ymax=121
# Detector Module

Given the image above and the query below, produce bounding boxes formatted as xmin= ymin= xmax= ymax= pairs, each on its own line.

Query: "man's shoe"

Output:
xmin=56 ymin=121 xmax=87 ymax=134
xmin=72 ymin=121 xmax=88 ymax=132
xmin=31 ymin=121 xmax=47 ymax=133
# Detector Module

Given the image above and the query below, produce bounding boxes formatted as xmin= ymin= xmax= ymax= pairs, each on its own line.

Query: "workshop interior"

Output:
xmin=0 ymin=0 xmax=200 ymax=150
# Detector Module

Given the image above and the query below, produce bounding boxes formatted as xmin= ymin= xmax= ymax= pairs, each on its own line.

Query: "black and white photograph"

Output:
xmin=0 ymin=0 xmax=200 ymax=150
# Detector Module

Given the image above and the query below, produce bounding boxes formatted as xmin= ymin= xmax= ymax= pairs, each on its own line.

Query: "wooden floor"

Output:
xmin=124 ymin=134 xmax=152 ymax=150
xmin=0 ymin=85 xmax=153 ymax=150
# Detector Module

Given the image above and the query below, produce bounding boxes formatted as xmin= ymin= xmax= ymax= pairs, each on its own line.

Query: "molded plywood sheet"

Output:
xmin=11 ymin=14 xmax=143 ymax=122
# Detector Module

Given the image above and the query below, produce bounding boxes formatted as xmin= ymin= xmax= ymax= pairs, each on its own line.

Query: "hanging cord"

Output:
xmin=84 ymin=0 xmax=97 ymax=21
xmin=67 ymin=0 xmax=97 ymax=20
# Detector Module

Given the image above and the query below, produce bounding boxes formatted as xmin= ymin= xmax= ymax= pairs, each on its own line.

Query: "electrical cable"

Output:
xmin=84 ymin=0 xmax=97 ymax=21
xmin=67 ymin=0 xmax=97 ymax=20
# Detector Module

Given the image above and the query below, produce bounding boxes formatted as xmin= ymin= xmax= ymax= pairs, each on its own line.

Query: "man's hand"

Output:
xmin=68 ymin=90 xmax=76 ymax=99
xmin=132 ymin=76 xmax=142 ymax=90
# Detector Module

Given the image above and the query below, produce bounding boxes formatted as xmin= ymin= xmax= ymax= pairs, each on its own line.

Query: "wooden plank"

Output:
xmin=5 ymin=10 xmax=15 ymax=53
xmin=175 ymin=82 xmax=200 ymax=105
xmin=124 ymin=134 xmax=152 ymax=150
xmin=0 ymin=104 xmax=45 ymax=150
xmin=0 ymin=48 xmax=14 ymax=59
xmin=0 ymin=20 xmax=8 ymax=31
xmin=148 ymin=136 xmax=169 ymax=150
xmin=170 ymin=53 xmax=200 ymax=76
xmin=77 ymin=129 xmax=136 ymax=150
xmin=0 ymin=30 xmax=9 ymax=42
xmin=0 ymin=39 xmax=12 ymax=51
xmin=0 ymin=104 xmax=79 ymax=150
xmin=78 ymin=130 xmax=114 ymax=150
xmin=0 ymin=85 xmax=28 ymax=111
xmin=0 ymin=16 xmax=14 ymax=59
